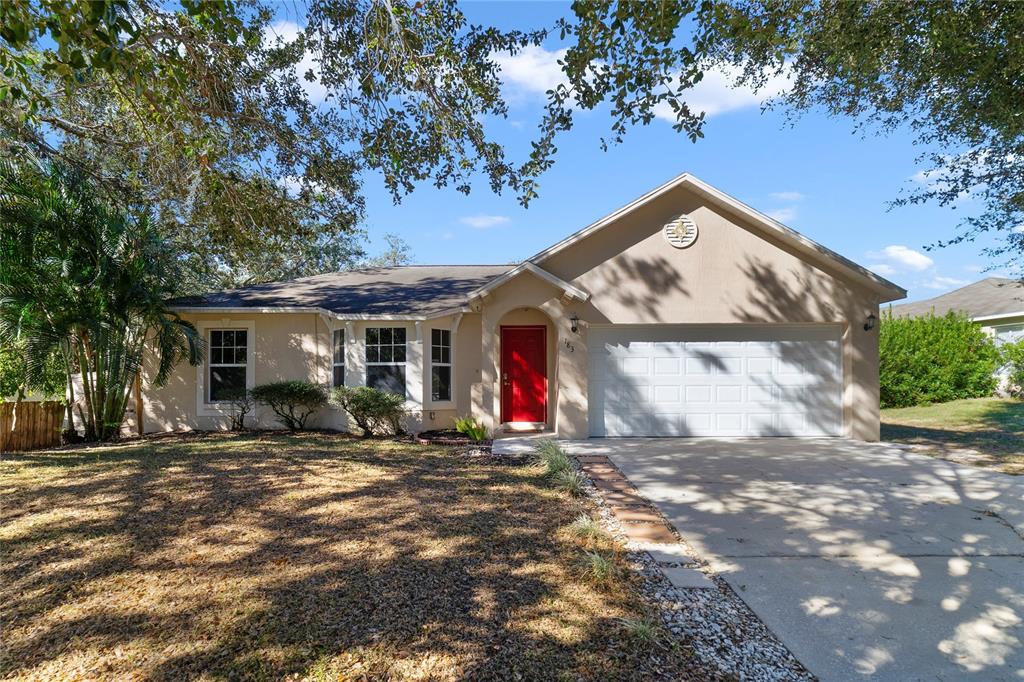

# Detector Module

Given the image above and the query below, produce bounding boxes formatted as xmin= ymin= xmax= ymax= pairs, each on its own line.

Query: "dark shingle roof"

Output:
xmin=888 ymin=277 xmax=1024 ymax=319
xmin=172 ymin=265 xmax=514 ymax=317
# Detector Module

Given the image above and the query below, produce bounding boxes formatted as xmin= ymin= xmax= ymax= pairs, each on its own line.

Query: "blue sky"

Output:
xmin=286 ymin=1 xmax=1011 ymax=304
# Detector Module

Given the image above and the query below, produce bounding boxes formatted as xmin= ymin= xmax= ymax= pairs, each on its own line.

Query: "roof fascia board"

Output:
xmin=171 ymin=305 xmax=433 ymax=321
xmin=468 ymin=262 xmax=589 ymax=301
xmin=523 ymin=171 xmax=906 ymax=302
xmin=973 ymin=311 xmax=1024 ymax=323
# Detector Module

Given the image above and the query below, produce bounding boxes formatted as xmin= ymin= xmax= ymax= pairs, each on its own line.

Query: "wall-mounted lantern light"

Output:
xmin=863 ymin=313 xmax=877 ymax=331
xmin=569 ymin=313 xmax=580 ymax=334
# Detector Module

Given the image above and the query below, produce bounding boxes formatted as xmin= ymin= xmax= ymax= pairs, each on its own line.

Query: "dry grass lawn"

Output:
xmin=1 ymin=432 xmax=703 ymax=681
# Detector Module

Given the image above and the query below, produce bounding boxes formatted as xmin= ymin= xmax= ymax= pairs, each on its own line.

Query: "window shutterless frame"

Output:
xmin=365 ymin=327 xmax=407 ymax=396
xmin=332 ymin=328 xmax=345 ymax=386
xmin=431 ymin=328 xmax=452 ymax=401
xmin=207 ymin=329 xmax=248 ymax=402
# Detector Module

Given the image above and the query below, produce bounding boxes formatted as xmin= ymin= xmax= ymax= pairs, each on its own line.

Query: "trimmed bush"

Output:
xmin=453 ymin=415 xmax=490 ymax=441
xmin=330 ymin=385 xmax=405 ymax=437
xmin=220 ymin=388 xmax=255 ymax=431
xmin=1000 ymin=339 xmax=1024 ymax=398
xmin=250 ymin=381 xmax=328 ymax=430
xmin=879 ymin=311 xmax=1000 ymax=408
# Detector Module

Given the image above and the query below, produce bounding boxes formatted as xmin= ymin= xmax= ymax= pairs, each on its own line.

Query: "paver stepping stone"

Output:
xmin=662 ymin=566 xmax=715 ymax=589
xmin=576 ymin=455 xmax=611 ymax=464
xmin=612 ymin=507 xmax=664 ymax=523
xmin=634 ymin=543 xmax=694 ymax=566
xmin=622 ymin=521 xmax=677 ymax=544
xmin=592 ymin=478 xmax=636 ymax=492
xmin=601 ymin=490 xmax=649 ymax=506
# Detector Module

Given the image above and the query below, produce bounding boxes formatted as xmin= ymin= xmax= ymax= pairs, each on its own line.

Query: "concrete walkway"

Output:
xmin=560 ymin=438 xmax=1024 ymax=681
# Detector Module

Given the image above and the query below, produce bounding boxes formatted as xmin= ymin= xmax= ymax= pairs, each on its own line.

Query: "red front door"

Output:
xmin=501 ymin=326 xmax=547 ymax=423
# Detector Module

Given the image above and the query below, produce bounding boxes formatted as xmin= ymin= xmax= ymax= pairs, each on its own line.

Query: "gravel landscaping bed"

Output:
xmin=574 ymin=458 xmax=814 ymax=681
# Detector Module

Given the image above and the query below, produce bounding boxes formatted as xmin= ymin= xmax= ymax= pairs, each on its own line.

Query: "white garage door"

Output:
xmin=588 ymin=325 xmax=843 ymax=437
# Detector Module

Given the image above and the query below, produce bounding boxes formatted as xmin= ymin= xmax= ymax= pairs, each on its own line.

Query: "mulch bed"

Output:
xmin=415 ymin=428 xmax=493 ymax=447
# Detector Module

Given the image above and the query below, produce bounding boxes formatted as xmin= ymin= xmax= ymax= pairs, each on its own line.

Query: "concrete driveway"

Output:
xmin=563 ymin=438 xmax=1024 ymax=681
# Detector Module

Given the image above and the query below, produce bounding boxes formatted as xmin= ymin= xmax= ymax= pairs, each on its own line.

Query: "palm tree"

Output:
xmin=0 ymin=160 xmax=202 ymax=441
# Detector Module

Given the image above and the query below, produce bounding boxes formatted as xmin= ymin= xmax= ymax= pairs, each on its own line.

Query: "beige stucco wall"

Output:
xmin=143 ymin=312 xmax=468 ymax=434
xmin=475 ymin=183 xmax=884 ymax=440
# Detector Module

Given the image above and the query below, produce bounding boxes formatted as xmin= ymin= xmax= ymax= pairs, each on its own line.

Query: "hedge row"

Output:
xmin=879 ymin=311 xmax=1000 ymax=408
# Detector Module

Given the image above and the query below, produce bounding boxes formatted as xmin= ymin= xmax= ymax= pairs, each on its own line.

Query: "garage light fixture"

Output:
xmin=863 ymin=313 xmax=877 ymax=331
xmin=569 ymin=313 xmax=580 ymax=334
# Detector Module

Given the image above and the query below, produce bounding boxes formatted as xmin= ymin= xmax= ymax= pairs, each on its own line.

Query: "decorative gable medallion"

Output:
xmin=662 ymin=214 xmax=698 ymax=249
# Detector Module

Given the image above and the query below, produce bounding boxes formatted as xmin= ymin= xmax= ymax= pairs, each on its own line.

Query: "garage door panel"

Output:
xmin=588 ymin=325 xmax=842 ymax=437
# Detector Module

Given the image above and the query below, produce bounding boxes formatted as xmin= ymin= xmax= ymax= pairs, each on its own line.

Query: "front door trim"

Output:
xmin=500 ymin=325 xmax=547 ymax=425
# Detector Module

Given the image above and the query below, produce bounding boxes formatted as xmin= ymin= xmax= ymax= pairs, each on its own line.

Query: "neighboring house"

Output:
xmin=145 ymin=173 xmax=906 ymax=441
xmin=888 ymin=277 xmax=1024 ymax=345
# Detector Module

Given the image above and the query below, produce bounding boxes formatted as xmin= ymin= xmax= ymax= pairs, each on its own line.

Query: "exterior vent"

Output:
xmin=663 ymin=214 xmax=698 ymax=249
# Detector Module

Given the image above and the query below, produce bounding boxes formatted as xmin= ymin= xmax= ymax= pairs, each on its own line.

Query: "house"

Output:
xmin=888 ymin=277 xmax=1024 ymax=345
xmin=144 ymin=173 xmax=906 ymax=441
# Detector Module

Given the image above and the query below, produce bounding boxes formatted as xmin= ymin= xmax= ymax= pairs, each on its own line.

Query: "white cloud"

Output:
xmin=770 ymin=191 xmax=804 ymax=201
xmin=766 ymin=207 xmax=797 ymax=222
xmin=493 ymin=45 xmax=569 ymax=100
xmin=868 ymin=263 xmax=898 ymax=276
xmin=653 ymin=63 xmax=792 ymax=121
xmin=866 ymin=245 xmax=934 ymax=272
xmin=1013 ymin=224 xmax=1024 ymax=234
xmin=459 ymin=214 xmax=510 ymax=229
xmin=265 ymin=20 xmax=328 ymax=103
xmin=922 ymin=276 xmax=970 ymax=290
xmin=440 ymin=231 xmax=455 ymax=241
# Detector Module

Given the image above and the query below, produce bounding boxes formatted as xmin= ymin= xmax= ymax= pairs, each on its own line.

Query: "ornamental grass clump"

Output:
xmin=568 ymin=512 xmax=610 ymax=544
xmin=578 ymin=550 xmax=620 ymax=587
xmin=534 ymin=439 xmax=572 ymax=477
xmin=553 ymin=468 xmax=585 ymax=497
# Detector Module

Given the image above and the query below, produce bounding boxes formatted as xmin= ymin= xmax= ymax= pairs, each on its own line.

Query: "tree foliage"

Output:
xmin=879 ymin=311 xmax=1000 ymax=408
xmin=0 ymin=159 xmax=202 ymax=440
xmin=546 ymin=1 xmax=1024 ymax=266
xmin=3 ymin=0 xmax=1021 ymax=274
xmin=1 ymin=0 xmax=500 ymax=289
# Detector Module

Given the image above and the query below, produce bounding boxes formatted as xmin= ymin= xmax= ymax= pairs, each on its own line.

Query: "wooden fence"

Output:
xmin=0 ymin=401 xmax=64 ymax=452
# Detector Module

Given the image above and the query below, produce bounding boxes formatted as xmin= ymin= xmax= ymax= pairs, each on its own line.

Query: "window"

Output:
xmin=332 ymin=329 xmax=345 ymax=386
xmin=208 ymin=329 xmax=247 ymax=402
xmin=994 ymin=323 xmax=1024 ymax=345
xmin=366 ymin=327 xmax=406 ymax=395
xmin=431 ymin=328 xmax=452 ymax=401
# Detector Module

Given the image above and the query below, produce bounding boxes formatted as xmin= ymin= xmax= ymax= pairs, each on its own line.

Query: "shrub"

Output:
xmin=1000 ymin=339 xmax=1024 ymax=398
xmin=453 ymin=415 xmax=490 ymax=441
xmin=879 ymin=311 xmax=1000 ymax=408
xmin=250 ymin=381 xmax=328 ymax=430
xmin=330 ymin=385 xmax=405 ymax=437
xmin=221 ymin=388 xmax=255 ymax=431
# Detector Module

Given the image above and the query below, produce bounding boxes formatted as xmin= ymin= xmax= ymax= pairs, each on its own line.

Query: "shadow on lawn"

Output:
xmin=1 ymin=433 xmax=690 ymax=681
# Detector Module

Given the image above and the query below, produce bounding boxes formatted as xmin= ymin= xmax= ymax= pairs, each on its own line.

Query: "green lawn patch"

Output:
xmin=881 ymin=397 xmax=1024 ymax=475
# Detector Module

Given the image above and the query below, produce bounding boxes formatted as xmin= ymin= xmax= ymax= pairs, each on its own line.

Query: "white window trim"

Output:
xmin=430 ymin=327 xmax=453 ymax=403
xmin=365 ymin=325 xmax=409 ymax=400
xmin=196 ymin=320 xmax=256 ymax=417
